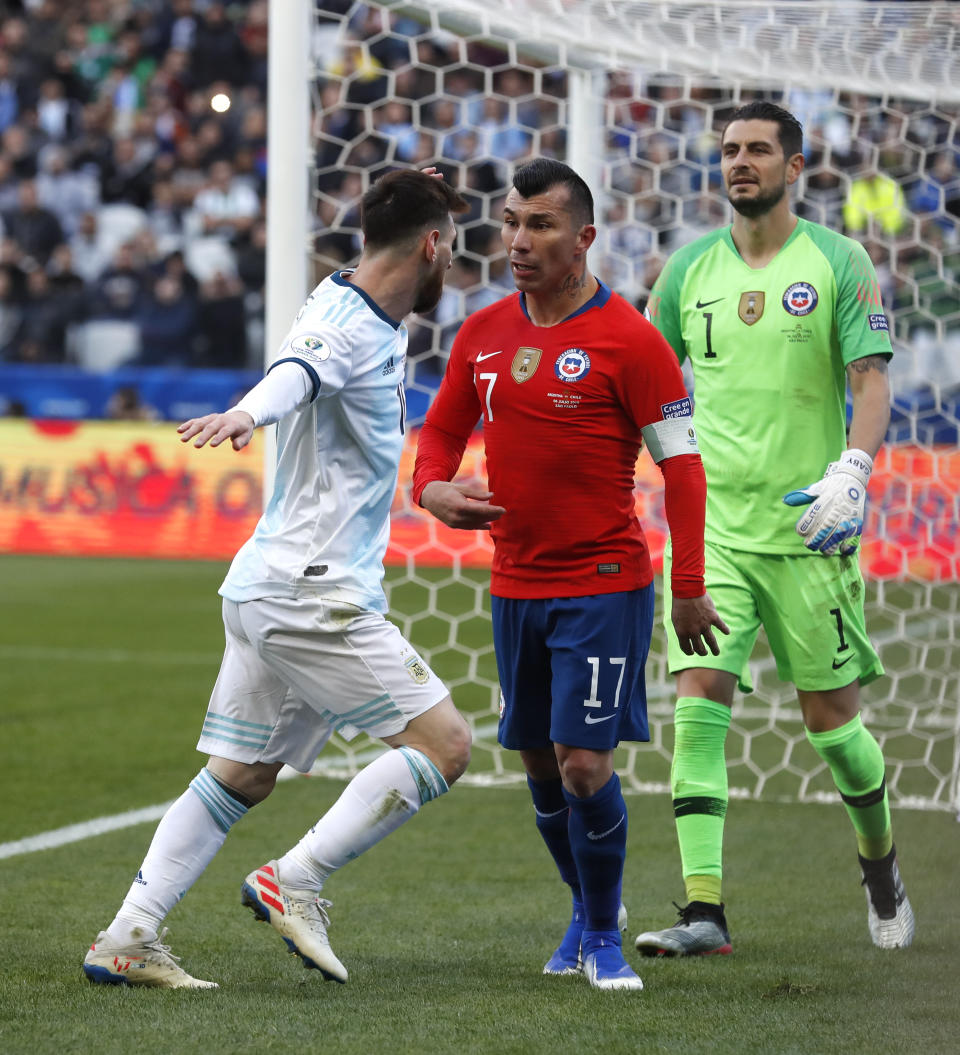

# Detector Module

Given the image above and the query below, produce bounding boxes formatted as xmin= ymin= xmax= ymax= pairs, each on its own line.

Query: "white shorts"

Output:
xmin=197 ymin=595 xmax=450 ymax=773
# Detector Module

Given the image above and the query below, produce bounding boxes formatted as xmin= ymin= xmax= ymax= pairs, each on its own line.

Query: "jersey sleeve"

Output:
xmin=827 ymin=234 xmax=894 ymax=366
xmin=617 ymin=313 xmax=705 ymax=597
xmin=615 ymin=315 xmax=693 ymax=432
xmin=659 ymin=452 xmax=706 ymax=598
xmin=271 ymin=321 xmax=354 ymax=401
xmin=645 ymin=255 xmax=688 ymax=365
xmin=412 ymin=323 xmax=483 ymax=506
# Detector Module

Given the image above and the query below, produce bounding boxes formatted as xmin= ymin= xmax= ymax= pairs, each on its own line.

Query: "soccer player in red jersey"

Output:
xmin=413 ymin=158 xmax=728 ymax=990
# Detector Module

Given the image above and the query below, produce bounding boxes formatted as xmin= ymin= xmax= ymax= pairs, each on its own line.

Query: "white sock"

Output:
xmin=107 ymin=769 xmax=249 ymax=943
xmin=277 ymin=746 xmax=448 ymax=891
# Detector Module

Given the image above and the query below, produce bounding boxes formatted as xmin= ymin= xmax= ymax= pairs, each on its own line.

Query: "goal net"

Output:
xmin=303 ymin=0 xmax=960 ymax=812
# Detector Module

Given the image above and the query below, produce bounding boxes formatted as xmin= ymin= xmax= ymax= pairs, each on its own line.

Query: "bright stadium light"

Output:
xmin=210 ymin=92 xmax=231 ymax=113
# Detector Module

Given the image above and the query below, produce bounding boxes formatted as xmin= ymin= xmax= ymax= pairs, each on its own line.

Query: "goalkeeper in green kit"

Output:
xmin=634 ymin=101 xmax=914 ymax=956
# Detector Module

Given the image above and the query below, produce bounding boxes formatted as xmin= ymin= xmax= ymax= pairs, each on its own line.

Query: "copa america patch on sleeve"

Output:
xmin=641 ymin=416 xmax=699 ymax=462
xmin=289 ymin=334 xmax=332 ymax=361
xmin=660 ymin=396 xmax=693 ymax=419
xmin=868 ymin=314 xmax=889 ymax=332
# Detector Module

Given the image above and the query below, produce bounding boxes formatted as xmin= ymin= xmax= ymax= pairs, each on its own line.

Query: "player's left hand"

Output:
xmin=177 ymin=410 xmax=256 ymax=451
xmin=419 ymin=480 xmax=506 ymax=530
xmin=671 ymin=592 xmax=730 ymax=657
xmin=783 ymin=448 xmax=873 ymax=557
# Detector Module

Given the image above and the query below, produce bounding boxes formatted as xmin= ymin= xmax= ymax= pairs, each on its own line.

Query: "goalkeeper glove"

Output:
xmin=782 ymin=449 xmax=873 ymax=557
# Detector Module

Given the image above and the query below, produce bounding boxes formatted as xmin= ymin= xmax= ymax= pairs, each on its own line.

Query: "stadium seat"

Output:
xmin=74 ymin=319 xmax=141 ymax=372
xmin=95 ymin=203 xmax=149 ymax=258
xmin=184 ymin=237 xmax=238 ymax=281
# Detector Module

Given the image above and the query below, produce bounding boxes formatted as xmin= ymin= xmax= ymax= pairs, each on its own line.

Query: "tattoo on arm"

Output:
xmin=848 ymin=355 xmax=888 ymax=376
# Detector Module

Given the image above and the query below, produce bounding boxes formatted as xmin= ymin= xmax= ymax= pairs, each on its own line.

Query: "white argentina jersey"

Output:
xmin=221 ymin=271 xmax=408 ymax=613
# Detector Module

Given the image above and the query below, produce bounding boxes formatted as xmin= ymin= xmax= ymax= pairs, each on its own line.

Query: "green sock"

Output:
xmin=806 ymin=714 xmax=892 ymax=860
xmin=671 ymin=697 xmax=731 ymax=905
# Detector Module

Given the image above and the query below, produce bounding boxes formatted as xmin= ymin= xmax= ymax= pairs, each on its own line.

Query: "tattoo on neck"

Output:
xmin=560 ymin=272 xmax=586 ymax=297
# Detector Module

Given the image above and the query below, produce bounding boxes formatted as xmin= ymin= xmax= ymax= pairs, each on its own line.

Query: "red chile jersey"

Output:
xmin=413 ymin=281 xmax=707 ymax=600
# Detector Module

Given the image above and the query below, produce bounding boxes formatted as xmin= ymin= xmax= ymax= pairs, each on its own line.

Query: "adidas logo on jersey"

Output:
xmin=381 ymin=356 xmax=396 ymax=376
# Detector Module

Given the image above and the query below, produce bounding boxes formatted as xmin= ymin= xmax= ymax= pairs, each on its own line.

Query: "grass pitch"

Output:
xmin=0 ymin=555 xmax=958 ymax=1055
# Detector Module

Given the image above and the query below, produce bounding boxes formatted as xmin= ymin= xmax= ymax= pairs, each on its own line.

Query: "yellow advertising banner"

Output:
xmin=0 ymin=420 xmax=956 ymax=580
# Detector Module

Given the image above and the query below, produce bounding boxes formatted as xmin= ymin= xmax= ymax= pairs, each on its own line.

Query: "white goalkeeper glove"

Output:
xmin=782 ymin=449 xmax=873 ymax=557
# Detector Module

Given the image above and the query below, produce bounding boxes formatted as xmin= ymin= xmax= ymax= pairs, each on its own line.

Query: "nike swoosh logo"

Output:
xmin=832 ymin=654 xmax=853 ymax=670
xmin=584 ymin=712 xmax=616 ymax=725
xmin=475 ymin=350 xmax=503 ymax=362
xmin=586 ymin=815 xmax=625 ymax=841
xmin=695 ymin=297 xmax=724 ymax=309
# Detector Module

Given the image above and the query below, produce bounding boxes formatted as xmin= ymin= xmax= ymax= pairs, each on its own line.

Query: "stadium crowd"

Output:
xmin=0 ymin=0 xmax=957 ymax=402
xmin=0 ymin=0 xmax=267 ymax=372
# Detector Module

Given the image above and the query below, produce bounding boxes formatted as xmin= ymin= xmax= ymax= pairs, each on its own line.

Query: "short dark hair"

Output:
xmin=361 ymin=169 xmax=469 ymax=250
xmin=512 ymin=158 xmax=594 ymax=226
xmin=721 ymin=101 xmax=804 ymax=160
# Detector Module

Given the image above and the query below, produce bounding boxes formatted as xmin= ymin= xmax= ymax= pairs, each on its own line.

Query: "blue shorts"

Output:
xmin=492 ymin=585 xmax=655 ymax=751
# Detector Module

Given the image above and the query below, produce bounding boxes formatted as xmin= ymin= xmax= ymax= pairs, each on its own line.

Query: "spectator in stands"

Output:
xmin=0 ymin=262 xmax=23 ymax=359
xmin=0 ymin=50 xmax=19 ymax=135
xmin=190 ymin=2 xmax=250 ymax=88
xmin=47 ymin=242 xmax=88 ymax=324
xmin=69 ymin=99 xmax=115 ymax=180
xmin=169 ymin=134 xmax=208 ymax=208
xmin=0 ymin=153 xmax=20 ymax=214
xmin=2 ymin=178 xmax=64 ymax=267
xmin=106 ymin=383 xmax=159 ymax=421
xmin=91 ymin=241 xmax=146 ymax=321
xmin=190 ymin=158 xmax=260 ymax=243
xmin=36 ymin=144 xmax=100 ymax=238
xmin=68 ymin=209 xmax=110 ymax=284
xmin=18 ymin=266 xmax=73 ymax=363
xmin=909 ymin=151 xmax=960 ymax=234
xmin=197 ymin=270 xmax=246 ymax=368
xmin=99 ymin=134 xmax=155 ymax=209
xmin=843 ymin=164 xmax=907 ymax=237
xmin=136 ymin=272 xmax=199 ymax=367
xmin=145 ymin=178 xmax=184 ymax=247
xmin=2 ymin=121 xmax=39 ymax=179
xmin=1 ymin=15 xmax=44 ymax=109
xmin=36 ymin=77 xmax=81 ymax=142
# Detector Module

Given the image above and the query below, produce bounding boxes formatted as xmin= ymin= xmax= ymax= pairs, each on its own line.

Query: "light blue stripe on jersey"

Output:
xmin=398 ymin=746 xmax=448 ymax=804
xmin=189 ymin=767 xmax=249 ymax=833
xmin=325 ymin=298 xmax=363 ymax=330
xmin=201 ymin=712 xmax=272 ymax=749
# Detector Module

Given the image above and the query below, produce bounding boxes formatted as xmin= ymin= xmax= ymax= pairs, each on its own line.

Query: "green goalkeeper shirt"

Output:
xmin=647 ymin=217 xmax=893 ymax=554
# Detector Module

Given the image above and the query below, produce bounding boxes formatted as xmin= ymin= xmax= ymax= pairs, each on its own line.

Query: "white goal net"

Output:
xmin=301 ymin=0 xmax=960 ymax=812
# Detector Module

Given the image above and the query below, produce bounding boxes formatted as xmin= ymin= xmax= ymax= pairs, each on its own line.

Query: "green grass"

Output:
xmin=1 ymin=555 xmax=958 ymax=1054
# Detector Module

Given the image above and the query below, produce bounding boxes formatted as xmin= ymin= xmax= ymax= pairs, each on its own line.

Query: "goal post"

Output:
xmin=275 ymin=0 xmax=960 ymax=813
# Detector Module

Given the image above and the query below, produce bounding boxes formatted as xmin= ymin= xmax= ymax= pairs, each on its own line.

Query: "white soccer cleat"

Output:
xmin=860 ymin=846 xmax=915 ymax=949
xmin=543 ymin=901 xmax=629 ymax=976
xmin=241 ymin=861 xmax=348 ymax=982
xmin=82 ymin=927 xmax=218 ymax=989
xmin=581 ymin=931 xmax=643 ymax=991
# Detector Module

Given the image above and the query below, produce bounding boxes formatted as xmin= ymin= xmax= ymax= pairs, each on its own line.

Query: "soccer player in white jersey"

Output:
xmin=634 ymin=101 xmax=914 ymax=958
xmin=83 ymin=169 xmax=471 ymax=989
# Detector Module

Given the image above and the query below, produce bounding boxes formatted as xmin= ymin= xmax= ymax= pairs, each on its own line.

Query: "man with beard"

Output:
xmin=633 ymin=101 xmax=913 ymax=956
xmin=83 ymin=169 xmax=472 ymax=988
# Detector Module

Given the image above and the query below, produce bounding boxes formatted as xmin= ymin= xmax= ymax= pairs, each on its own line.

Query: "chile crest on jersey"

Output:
xmin=782 ymin=282 xmax=818 ymax=316
xmin=554 ymin=347 xmax=591 ymax=382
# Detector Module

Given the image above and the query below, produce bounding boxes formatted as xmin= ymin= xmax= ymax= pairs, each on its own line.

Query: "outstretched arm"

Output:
xmin=177 ymin=360 xmax=312 ymax=452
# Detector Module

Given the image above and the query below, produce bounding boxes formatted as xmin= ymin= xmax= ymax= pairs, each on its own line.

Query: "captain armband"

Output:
xmin=640 ymin=417 xmax=700 ymax=463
